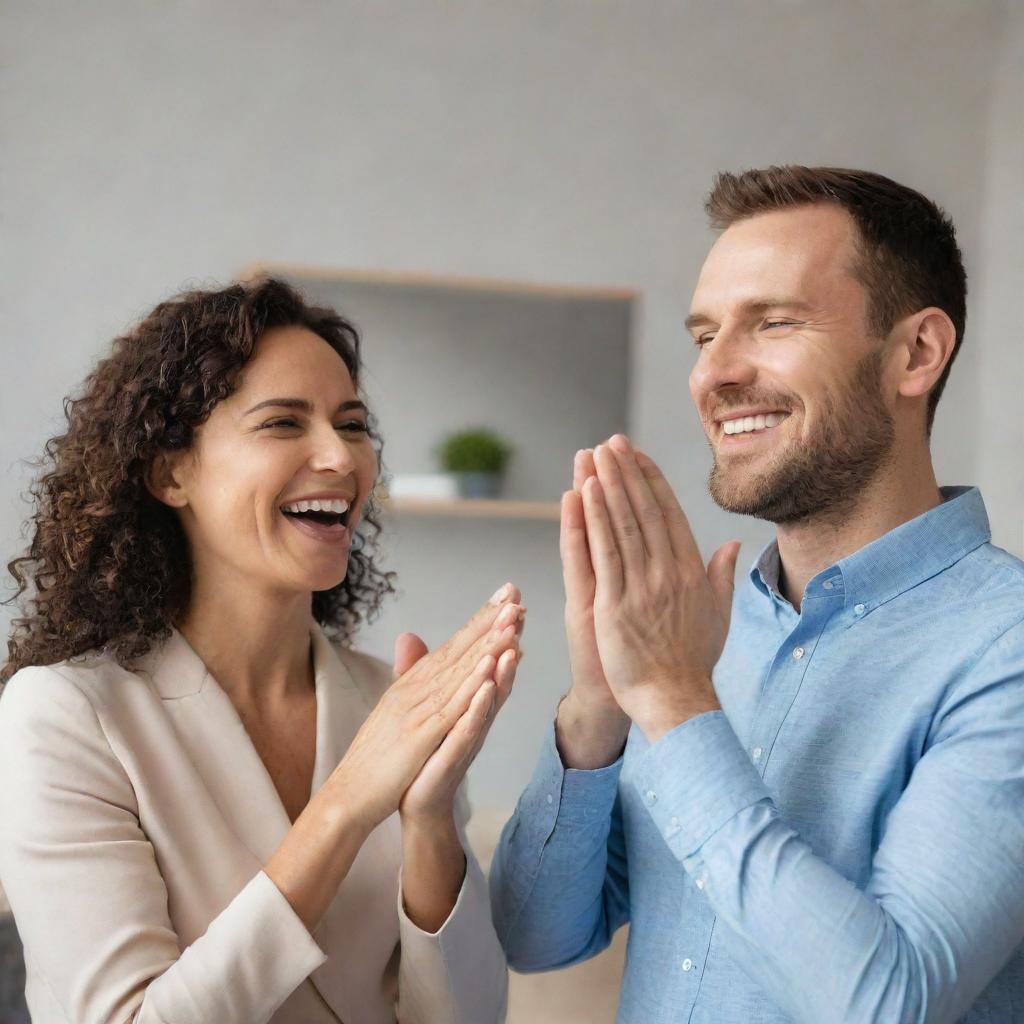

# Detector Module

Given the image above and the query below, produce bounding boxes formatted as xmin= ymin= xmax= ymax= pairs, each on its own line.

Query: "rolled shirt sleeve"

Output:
xmin=489 ymin=722 xmax=628 ymax=972
xmin=630 ymin=622 xmax=1024 ymax=1024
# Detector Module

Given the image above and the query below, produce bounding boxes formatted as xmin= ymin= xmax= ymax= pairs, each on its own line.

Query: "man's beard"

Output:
xmin=707 ymin=349 xmax=895 ymax=526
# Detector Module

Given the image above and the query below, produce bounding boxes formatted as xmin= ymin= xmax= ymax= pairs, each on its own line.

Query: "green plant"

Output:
xmin=436 ymin=428 xmax=514 ymax=474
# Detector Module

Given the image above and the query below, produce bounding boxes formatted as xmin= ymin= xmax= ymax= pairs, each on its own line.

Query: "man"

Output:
xmin=489 ymin=166 xmax=1024 ymax=1023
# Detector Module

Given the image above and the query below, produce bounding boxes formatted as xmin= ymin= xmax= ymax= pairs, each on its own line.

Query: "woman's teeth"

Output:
xmin=722 ymin=412 xmax=788 ymax=436
xmin=281 ymin=498 xmax=350 ymax=515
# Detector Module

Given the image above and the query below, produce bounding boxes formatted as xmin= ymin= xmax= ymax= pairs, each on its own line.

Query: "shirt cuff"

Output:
xmin=527 ymin=721 xmax=624 ymax=833
xmin=631 ymin=710 xmax=770 ymax=860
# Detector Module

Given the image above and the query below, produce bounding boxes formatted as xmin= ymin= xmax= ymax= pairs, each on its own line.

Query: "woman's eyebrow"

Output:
xmin=243 ymin=397 xmax=368 ymax=416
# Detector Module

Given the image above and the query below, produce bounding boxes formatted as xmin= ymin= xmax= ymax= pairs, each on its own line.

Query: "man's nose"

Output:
xmin=689 ymin=327 xmax=757 ymax=398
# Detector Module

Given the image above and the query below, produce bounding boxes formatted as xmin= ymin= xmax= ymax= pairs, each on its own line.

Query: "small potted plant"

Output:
xmin=436 ymin=428 xmax=514 ymax=499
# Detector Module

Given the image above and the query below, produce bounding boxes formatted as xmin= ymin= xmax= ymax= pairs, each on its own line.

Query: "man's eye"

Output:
xmin=695 ymin=333 xmax=716 ymax=347
xmin=763 ymin=319 xmax=798 ymax=330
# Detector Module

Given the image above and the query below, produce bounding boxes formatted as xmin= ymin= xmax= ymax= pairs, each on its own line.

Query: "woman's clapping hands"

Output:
xmin=332 ymin=584 xmax=524 ymax=830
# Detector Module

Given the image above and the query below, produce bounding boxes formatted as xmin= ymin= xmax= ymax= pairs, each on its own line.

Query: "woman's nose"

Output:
xmin=309 ymin=426 xmax=359 ymax=474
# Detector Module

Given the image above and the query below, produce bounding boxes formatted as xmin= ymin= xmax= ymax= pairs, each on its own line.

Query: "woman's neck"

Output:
xmin=176 ymin=571 xmax=315 ymax=707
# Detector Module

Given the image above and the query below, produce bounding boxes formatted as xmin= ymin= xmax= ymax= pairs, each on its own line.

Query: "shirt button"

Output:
xmin=645 ymin=790 xmax=657 ymax=805
xmin=546 ymin=793 xmax=553 ymax=804
xmin=822 ymin=580 xmax=833 ymax=590
xmin=854 ymin=603 xmax=866 ymax=616
xmin=752 ymin=746 xmax=763 ymax=762
xmin=792 ymin=646 xmax=805 ymax=660
xmin=695 ymin=877 xmax=706 ymax=891
xmin=681 ymin=958 xmax=694 ymax=971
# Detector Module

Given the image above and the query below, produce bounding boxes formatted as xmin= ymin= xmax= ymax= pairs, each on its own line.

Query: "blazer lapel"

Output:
xmin=144 ymin=624 xmax=400 ymax=1024
xmin=305 ymin=626 xmax=404 ymax=1024
xmin=144 ymin=628 xmax=293 ymax=867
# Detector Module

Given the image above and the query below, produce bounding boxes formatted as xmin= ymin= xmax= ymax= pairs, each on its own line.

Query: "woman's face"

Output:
xmin=169 ymin=325 xmax=379 ymax=598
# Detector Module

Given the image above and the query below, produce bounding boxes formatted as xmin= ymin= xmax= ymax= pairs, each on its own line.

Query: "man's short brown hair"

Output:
xmin=705 ymin=166 xmax=967 ymax=434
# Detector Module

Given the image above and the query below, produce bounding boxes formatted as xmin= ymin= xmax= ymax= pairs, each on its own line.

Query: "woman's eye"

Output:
xmin=695 ymin=333 xmax=716 ymax=347
xmin=258 ymin=419 xmax=369 ymax=433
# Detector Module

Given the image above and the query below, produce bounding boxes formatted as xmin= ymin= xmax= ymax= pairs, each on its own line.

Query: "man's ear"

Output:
xmin=894 ymin=307 xmax=957 ymax=401
xmin=144 ymin=450 xmax=189 ymax=509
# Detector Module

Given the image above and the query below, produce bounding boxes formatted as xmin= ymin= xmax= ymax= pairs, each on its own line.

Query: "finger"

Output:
xmin=593 ymin=443 xmax=646 ymax=573
xmin=607 ymin=435 xmax=674 ymax=563
xmin=634 ymin=449 xmax=703 ymax=565
xmin=461 ymin=603 xmax=523 ymax=665
xmin=421 ymin=653 xmax=495 ymax=736
xmin=573 ymin=448 xmax=597 ymax=493
xmin=415 ymin=585 xmax=520 ymax=686
xmin=707 ymin=540 xmax=742 ymax=633
xmin=393 ymin=632 xmax=430 ymax=680
xmin=492 ymin=647 xmax=519 ymax=713
xmin=582 ymin=475 xmax=624 ymax=600
xmin=560 ymin=490 xmax=596 ymax=608
xmin=426 ymin=678 xmax=498 ymax=775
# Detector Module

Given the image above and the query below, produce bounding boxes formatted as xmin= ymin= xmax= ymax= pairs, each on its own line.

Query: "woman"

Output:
xmin=0 ymin=278 xmax=521 ymax=1024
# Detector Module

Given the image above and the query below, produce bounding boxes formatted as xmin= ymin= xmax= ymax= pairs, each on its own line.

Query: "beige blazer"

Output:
xmin=0 ymin=624 xmax=507 ymax=1024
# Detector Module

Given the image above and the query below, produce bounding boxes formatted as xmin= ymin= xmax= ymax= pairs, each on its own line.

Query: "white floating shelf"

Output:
xmin=380 ymin=497 xmax=561 ymax=521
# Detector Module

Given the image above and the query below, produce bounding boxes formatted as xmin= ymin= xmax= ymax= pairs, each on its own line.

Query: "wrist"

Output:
xmin=629 ymin=676 xmax=720 ymax=745
xmin=556 ymin=689 xmax=630 ymax=770
xmin=399 ymin=804 xmax=458 ymax=835
xmin=321 ymin=769 xmax=386 ymax=839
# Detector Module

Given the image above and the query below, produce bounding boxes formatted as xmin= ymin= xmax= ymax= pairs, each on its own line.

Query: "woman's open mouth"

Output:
xmin=279 ymin=498 xmax=354 ymax=544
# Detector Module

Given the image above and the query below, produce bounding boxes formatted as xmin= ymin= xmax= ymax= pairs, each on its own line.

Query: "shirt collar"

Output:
xmin=749 ymin=486 xmax=991 ymax=612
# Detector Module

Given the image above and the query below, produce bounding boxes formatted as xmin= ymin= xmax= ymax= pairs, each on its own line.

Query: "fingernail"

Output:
xmin=489 ymin=583 xmax=511 ymax=605
xmin=609 ymin=433 xmax=630 ymax=452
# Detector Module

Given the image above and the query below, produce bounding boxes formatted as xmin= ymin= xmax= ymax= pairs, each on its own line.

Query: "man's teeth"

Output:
xmin=722 ymin=412 xmax=788 ymax=436
xmin=281 ymin=498 xmax=350 ymax=514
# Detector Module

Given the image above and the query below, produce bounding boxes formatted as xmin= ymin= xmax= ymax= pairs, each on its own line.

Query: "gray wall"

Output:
xmin=2 ymin=1 xmax=1021 ymax=812
xmin=973 ymin=10 xmax=1024 ymax=555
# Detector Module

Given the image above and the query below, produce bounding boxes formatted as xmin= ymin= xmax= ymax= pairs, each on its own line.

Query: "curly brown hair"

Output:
xmin=3 ymin=277 xmax=395 ymax=684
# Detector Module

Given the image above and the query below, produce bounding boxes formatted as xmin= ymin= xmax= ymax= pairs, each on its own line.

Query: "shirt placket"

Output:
xmin=745 ymin=579 xmax=844 ymax=775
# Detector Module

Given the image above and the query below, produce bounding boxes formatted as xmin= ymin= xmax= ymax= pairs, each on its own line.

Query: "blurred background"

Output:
xmin=1 ymin=2 xmax=1022 ymax=1021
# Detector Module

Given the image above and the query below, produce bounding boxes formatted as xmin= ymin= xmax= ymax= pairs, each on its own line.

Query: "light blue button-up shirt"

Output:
xmin=490 ymin=487 xmax=1024 ymax=1023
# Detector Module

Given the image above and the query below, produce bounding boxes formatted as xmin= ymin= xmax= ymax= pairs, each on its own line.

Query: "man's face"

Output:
xmin=687 ymin=204 xmax=895 ymax=525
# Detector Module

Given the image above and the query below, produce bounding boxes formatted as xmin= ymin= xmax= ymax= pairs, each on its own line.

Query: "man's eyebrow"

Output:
xmin=243 ymin=398 xmax=368 ymax=416
xmin=685 ymin=299 xmax=814 ymax=332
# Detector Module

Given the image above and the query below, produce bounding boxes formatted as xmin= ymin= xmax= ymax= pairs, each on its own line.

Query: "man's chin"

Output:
xmin=708 ymin=463 xmax=798 ymax=522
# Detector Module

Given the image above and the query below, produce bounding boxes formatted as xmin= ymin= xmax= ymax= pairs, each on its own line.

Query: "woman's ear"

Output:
xmin=895 ymin=307 xmax=957 ymax=401
xmin=144 ymin=450 xmax=189 ymax=509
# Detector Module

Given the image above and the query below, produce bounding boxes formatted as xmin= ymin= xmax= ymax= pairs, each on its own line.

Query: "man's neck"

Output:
xmin=775 ymin=452 xmax=943 ymax=611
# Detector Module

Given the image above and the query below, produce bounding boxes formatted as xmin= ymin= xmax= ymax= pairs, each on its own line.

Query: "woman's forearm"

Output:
xmin=263 ymin=773 xmax=376 ymax=933
xmin=399 ymin=813 xmax=467 ymax=933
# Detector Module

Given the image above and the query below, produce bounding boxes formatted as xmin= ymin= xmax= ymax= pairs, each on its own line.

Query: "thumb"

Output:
xmin=393 ymin=632 xmax=430 ymax=679
xmin=707 ymin=541 xmax=742 ymax=631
